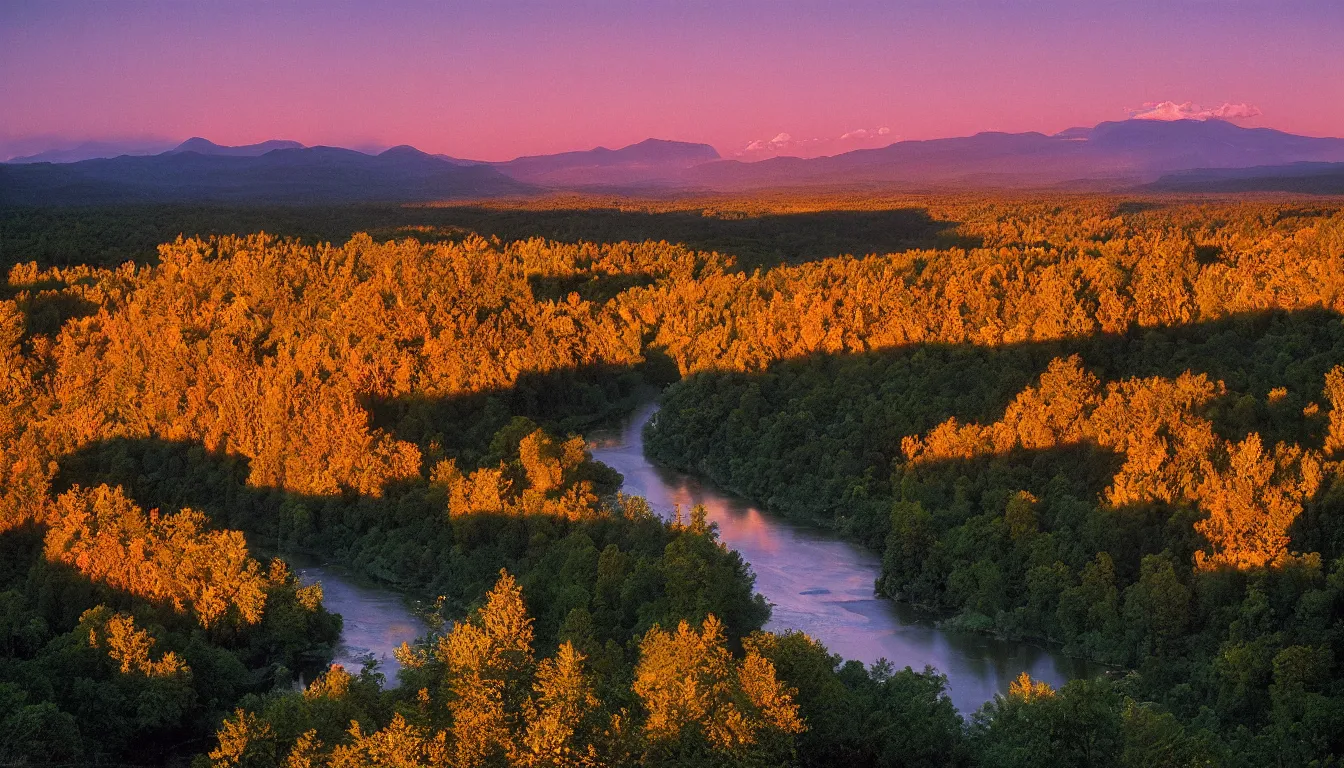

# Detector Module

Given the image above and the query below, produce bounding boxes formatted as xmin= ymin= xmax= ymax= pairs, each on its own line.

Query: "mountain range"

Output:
xmin=0 ymin=142 xmax=529 ymax=205
xmin=5 ymin=120 xmax=1344 ymax=205
xmin=495 ymin=138 xmax=721 ymax=186
xmin=685 ymin=120 xmax=1344 ymax=189
xmin=5 ymin=139 xmax=180 ymax=165
xmin=165 ymin=137 xmax=305 ymax=157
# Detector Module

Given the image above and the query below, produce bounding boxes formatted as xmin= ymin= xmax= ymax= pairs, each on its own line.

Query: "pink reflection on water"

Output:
xmin=589 ymin=401 xmax=1105 ymax=714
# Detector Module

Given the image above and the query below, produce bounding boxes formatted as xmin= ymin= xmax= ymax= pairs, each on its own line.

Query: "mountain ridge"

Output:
xmin=166 ymin=137 xmax=306 ymax=156
xmin=493 ymin=138 xmax=722 ymax=186
xmin=0 ymin=144 xmax=531 ymax=205
xmin=684 ymin=120 xmax=1344 ymax=189
xmin=7 ymin=121 xmax=1344 ymax=200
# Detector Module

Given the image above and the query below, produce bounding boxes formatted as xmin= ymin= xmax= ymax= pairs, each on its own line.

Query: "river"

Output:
xmin=296 ymin=400 xmax=1100 ymax=710
xmin=295 ymin=564 xmax=426 ymax=684
xmin=588 ymin=402 xmax=1102 ymax=714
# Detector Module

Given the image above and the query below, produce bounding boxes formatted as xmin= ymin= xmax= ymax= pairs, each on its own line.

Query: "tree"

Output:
xmin=1193 ymin=435 xmax=1322 ymax=570
xmin=1324 ymin=365 xmax=1344 ymax=455
xmin=1122 ymin=554 xmax=1191 ymax=657
xmin=436 ymin=570 xmax=535 ymax=766
xmin=520 ymin=642 xmax=601 ymax=767
xmin=633 ymin=614 xmax=803 ymax=757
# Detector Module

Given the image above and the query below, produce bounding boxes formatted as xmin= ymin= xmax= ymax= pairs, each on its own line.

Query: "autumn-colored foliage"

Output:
xmin=634 ymin=614 xmax=805 ymax=751
xmin=45 ymin=484 xmax=267 ymax=626
xmin=1326 ymin=365 xmax=1344 ymax=456
xmin=3 ymin=195 xmax=1344 ymax=764
xmin=433 ymin=430 xmax=598 ymax=520
xmin=902 ymin=356 xmax=1324 ymax=568
xmin=1006 ymin=672 xmax=1054 ymax=702
xmin=437 ymin=570 xmax=537 ymax=765
xmin=82 ymin=607 xmax=190 ymax=677
xmin=211 ymin=570 xmax=802 ymax=766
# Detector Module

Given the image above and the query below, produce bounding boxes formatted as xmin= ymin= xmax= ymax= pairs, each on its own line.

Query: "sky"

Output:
xmin=2 ymin=0 xmax=1342 ymax=162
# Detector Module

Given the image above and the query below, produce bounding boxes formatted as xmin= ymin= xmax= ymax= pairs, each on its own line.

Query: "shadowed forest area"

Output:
xmin=0 ymin=195 xmax=979 ymax=274
xmin=1 ymin=194 xmax=1344 ymax=765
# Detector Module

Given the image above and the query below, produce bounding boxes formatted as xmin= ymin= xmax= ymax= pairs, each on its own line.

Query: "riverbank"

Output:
xmin=590 ymin=401 xmax=1108 ymax=714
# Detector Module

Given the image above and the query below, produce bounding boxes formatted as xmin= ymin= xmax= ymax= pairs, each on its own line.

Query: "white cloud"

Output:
xmin=740 ymin=126 xmax=897 ymax=158
xmin=743 ymin=132 xmax=796 ymax=153
xmin=1128 ymin=101 xmax=1263 ymax=122
xmin=839 ymin=127 xmax=896 ymax=142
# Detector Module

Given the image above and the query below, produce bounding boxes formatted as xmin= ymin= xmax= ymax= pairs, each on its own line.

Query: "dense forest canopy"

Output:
xmin=1 ymin=193 xmax=1342 ymax=765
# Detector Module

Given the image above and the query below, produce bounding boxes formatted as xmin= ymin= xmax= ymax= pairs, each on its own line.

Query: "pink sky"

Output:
xmin=2 ymin=1 xmax=1342 ymax=161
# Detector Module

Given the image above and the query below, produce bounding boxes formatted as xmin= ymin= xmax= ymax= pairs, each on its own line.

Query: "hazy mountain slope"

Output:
xmin=6 ymin=139 xmax=179 ymax=164
xmin=494 ymin=138 xmax=720 ymax=185
xmin=8 ymin=121 xmax=1344 ymax=199
xmin=0 ymin=145 xmax=531 ymax=205
xmin=1087 ymin=120 xmax=1344 ymax=173
xmin=686 ymin=120 xmax=1344 ymax=190
xmin=165 ymin=137 xmax=305 ymax=156
xmin=1146 ymin=162 xmax=1344 ymax=194
xmin=690 ymin=131 xmax=1094 ymax=188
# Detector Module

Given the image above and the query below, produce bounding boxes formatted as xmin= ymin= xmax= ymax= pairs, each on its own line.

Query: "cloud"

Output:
xmin=743 ymin=132 xmax=796 ymax=152
xmin=1128 ymin=101 xmax=1263 ymax=122
xmin=739 ymin=126 xmax=896 ymax=158
xmin=747 ymin=132 xmax=795 ymax=153
xmin=839 ymin=126 xmax=895 ymax=141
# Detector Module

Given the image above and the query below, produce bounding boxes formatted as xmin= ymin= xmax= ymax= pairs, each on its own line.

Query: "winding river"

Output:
xmin=298 ymin=400 xmax=1101 ymax=711
xmin=588 ymin=402 xmax=1102 ymax=714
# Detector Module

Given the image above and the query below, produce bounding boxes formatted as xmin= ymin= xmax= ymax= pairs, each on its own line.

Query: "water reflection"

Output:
xmin=589 ymin=402 xmax=1101 ymax=714
xmin=296 ymin=565 xmax=425 ymax=685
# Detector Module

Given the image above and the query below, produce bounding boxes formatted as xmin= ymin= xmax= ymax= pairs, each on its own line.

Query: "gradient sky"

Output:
xmin=3 ymin=0 xmax=1342 ymax=161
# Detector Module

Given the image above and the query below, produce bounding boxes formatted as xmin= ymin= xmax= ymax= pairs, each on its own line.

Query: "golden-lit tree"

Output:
xmin=1325 ymin=365 xmax=1344 ymax=456
xmin=45 ymin=485 xmax=267 ymax=626
xmin=1007 ymin=671 xmax=1055 ymax=702
xmin=1193 ymin=436 xmax=1323 ymax=570
xmin=436 ymin=569 xmax=535 ymax=766
xmin=633 ymin=614 xmax=803 ymax=751
xmin=82 ymin=608 xmax=190 ymax=677
xmin=209 ymin=709 xmax=275 ymax=768
xmin=903 ymin=356 xmax=1323 ymax=569
xmin=327 ymin=715 xmax=448 ymax=768
xmin=519 ymin=642 xmax=601 ymax=767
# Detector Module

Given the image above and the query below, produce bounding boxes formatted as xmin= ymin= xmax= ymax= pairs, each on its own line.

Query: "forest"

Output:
xmin=0 ymin=193 xmax=1342 ymax=766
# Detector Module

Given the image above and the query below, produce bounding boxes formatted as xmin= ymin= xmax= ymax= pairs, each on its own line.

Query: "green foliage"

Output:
xmin=3 ymin=195 xmax=1344 ymax=763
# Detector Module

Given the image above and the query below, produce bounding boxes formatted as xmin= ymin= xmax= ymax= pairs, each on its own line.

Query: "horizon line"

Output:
xmin=6 ymin=116 xmax=1344 ymax=166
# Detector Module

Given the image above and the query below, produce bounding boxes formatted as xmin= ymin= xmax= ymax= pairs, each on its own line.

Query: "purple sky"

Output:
xmin=2 ymin=0 xmax=1342 ymax=161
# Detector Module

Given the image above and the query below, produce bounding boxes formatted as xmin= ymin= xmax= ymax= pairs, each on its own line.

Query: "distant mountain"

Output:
xmin=0 ymin=145 xmax=531 ymax=205
xmin=1146 ymin=162 xmax=1344 ymax=194
xmin=684 ymin=120 xmax=1344 ymax=190
xmin=494 ymin=138 xmax=721 ymax=186
xmin=431 ymin=152 xmax=486 ymax=166
xmin=7 ymin=122 xmax=1343 ymax=201
xmin=166 ymin=137 xmax=305 ymax=156
xmin=688 ymin=131 xmax=1087 ymax=189
xmin=6 ymin=139 xmax=179 ymax=164
xmin=1086 ymin=120 xmax=1344 ymax=174
xmin=1053 ymin=126 xmax=1094 ymax=140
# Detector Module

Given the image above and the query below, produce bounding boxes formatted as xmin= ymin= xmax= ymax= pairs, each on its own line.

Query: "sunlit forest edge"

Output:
xmin=2 ymin=192 xmax=1344 ymax=766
